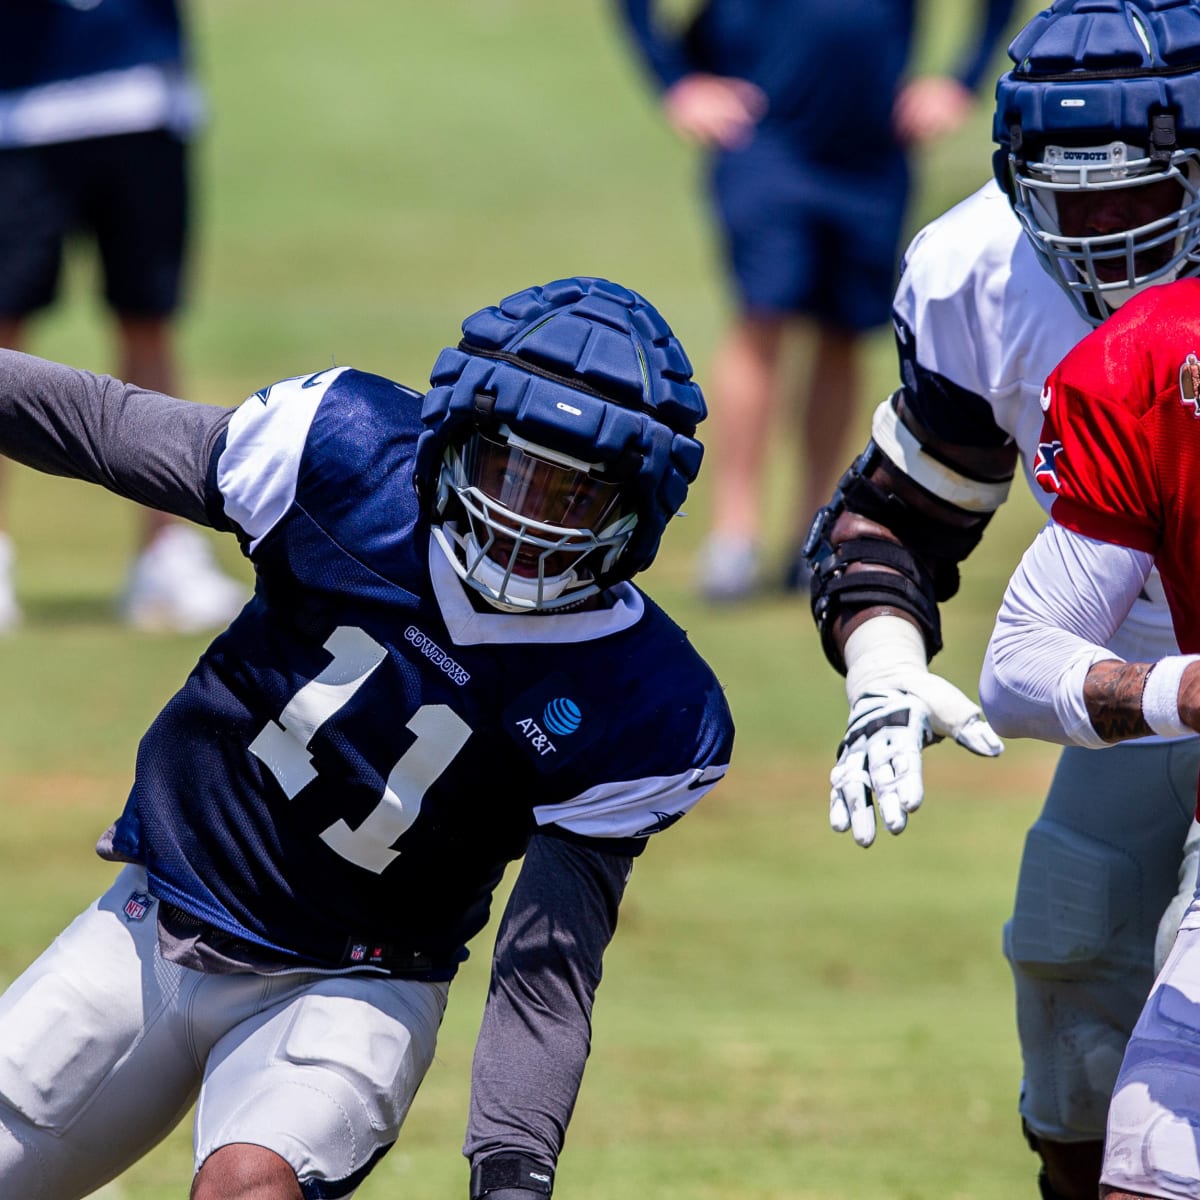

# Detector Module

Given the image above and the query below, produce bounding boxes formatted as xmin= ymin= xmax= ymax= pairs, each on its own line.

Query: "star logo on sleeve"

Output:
xmin=1033 ymin=439 xmax=1064 ymax=490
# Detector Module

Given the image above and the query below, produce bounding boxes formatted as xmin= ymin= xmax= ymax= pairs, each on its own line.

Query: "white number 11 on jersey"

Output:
xmin=249 ymin=625 xmax=470 ymax=873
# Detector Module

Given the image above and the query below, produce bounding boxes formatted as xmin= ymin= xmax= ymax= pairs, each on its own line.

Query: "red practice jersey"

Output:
xmin=1035 ymin=277 xmax=1200 ymax=653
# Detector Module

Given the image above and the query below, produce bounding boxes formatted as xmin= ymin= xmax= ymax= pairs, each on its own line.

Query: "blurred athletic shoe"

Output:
xmin=121 ymin=525 xmax=245 ymax=633
xmin=0 ymin=532 xmax=21 ymax=632
xmin=695 ymin=533 xmax=759 ymax=603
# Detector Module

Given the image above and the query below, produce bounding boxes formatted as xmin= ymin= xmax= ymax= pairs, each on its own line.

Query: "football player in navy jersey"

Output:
xmin=803 ymin=2 xmax=1200 ymax=1197
xmin=0 ymin=276 xmax=734 ymax=1200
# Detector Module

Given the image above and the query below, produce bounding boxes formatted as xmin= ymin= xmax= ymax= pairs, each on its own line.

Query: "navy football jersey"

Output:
xmin=104 ymin=368 xmax=734 ymax=977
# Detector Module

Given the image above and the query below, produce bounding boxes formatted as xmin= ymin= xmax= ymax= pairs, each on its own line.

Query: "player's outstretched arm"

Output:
xmin=806 ymin=393 xmax=1011 ymax=846
xmin=464 ymin=833 xmax=633 ymax=1198
xmin=0 ymin=348 xmax=233 ymax=526
xmin=982 ymin=520 xmax=1177 ymax=747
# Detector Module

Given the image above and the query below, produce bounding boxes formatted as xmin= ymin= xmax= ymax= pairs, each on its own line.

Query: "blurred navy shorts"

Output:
xmin=0 ymin=129 xmax=190 ymax=319
xmin=710 ymin=134 xmax=908 ymax=332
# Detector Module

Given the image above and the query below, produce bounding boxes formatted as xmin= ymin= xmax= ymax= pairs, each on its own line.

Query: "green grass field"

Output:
xmin=0 ymin=2 xmax=1063 ymax=1196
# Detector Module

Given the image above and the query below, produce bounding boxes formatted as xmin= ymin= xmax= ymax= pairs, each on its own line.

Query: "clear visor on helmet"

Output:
xmin=1010 ymin=139 xmax=1200 ymax=322
xmin=432 ymin=430 xmax=637 ymax=612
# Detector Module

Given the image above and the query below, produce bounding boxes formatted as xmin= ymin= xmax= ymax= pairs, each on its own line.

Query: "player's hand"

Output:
xmin=892 ymin=74 xmax=973 ymax=145
xmin=663 ymin=73 xmax=767 ymax=149
xmin=830 ymin=675 xmax=1003 ymax=848
xmin=832 ymin=616 xmax=1004 ymax=846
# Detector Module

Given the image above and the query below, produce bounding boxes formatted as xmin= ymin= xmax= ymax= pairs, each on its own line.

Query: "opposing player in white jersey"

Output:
xmin=802 ymin=2 xmax=1200 ymax=1197
xmin=0 ymin=276 xmax=734 ymax=1200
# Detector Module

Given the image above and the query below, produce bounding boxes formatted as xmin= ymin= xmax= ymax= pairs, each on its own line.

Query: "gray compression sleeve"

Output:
xmin=464 ymin=832 xmax=633 ymax=1171
xmin=0 ymin=349 xmax=235 ymax=527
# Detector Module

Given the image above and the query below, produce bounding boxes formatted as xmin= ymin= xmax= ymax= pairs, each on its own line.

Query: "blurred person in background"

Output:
xmin=0 ymin=0 xmax=244 ymax=633
xmin=0 ymin=277 xmax=734 ymax=1200
xmin=804 ymin=2 xmax=1200 ymax=1197
xmin=615 ymin=0 xmax=1017 ymax=603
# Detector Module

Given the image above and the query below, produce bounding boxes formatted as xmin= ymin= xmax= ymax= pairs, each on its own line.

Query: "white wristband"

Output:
xmin=843 ymin=615 xmax=927 ymax=702
xmin=1141 ymin=655 xmax=1200 ymax=739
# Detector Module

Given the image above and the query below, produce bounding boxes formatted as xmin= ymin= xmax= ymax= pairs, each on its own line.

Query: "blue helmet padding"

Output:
xmin=415 ymin=277 xmax=706 ymax=583
xmin=993 ymin=0 xmax=1200 ymax=191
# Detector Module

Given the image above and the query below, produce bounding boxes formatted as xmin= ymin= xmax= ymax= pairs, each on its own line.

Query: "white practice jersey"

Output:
xmin=895 ymin=179 xmax=1177 ymax=665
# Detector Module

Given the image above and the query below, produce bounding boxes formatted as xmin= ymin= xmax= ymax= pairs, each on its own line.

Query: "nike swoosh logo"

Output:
xmin=301 ymin=370 xmax=330 ymax=389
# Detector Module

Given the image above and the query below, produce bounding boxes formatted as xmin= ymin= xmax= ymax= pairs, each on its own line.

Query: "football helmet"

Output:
xmin=993 ymin=0 xmax=1200 ymax=323
xmin=415 ymin=277 xmax=706 ymax=612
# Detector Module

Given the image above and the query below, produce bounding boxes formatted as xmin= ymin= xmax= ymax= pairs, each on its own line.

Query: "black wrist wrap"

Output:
xmin=809 ymin=533 xmax=943 ymax=672
xmin=470 ymin=1153 xmax=555 ymax=1198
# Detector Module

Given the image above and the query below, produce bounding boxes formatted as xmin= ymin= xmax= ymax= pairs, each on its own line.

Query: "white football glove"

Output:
xmin=830 ymin=616 xmax=1004 ymax=847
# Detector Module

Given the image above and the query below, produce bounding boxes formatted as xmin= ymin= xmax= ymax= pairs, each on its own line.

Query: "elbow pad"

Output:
xmin=805 ymin=439 xmax=997 ymax=673
xmin=806 ymin=511 xmax=943 ymax=673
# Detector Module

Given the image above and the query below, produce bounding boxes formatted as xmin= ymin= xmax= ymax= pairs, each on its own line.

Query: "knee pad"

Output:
xmin=1007 ymin=822 xmax=1154 ymax=1141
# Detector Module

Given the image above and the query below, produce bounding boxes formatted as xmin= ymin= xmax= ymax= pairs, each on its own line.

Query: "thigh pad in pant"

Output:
xmin=1006 ymin=741 xmax=1197 ymax=1141
xmin=195 ymin=973 xmax=448 ymax=1198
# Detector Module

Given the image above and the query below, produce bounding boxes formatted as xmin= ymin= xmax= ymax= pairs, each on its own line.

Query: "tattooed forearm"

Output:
xmin=1083 ymin=660 xmax=1154 ymax=743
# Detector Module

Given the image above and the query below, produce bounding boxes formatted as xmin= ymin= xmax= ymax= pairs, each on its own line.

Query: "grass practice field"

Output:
xmin=0 ymin=1 xmax=1064 ymax=1196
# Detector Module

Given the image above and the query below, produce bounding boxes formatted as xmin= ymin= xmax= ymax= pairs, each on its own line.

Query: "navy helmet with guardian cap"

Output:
xmin=414 ymin=277 xmax=706 ymax=612
xmin=993 ymin=0 xmax=1200 ymax=323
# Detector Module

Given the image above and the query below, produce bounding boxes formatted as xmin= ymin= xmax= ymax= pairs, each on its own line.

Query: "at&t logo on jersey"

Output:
xmin=514 ymin=716 xmax=559 ymax=758
xmin=504 ymin=675 xmax=602 ymax=772
xmin=1034 ymin=440 xmax=1064 ymax=490
xmin=542 ymin=697 xmax=582 ymax=737
xmin=514 ymin=696 xmax=584 ymax=758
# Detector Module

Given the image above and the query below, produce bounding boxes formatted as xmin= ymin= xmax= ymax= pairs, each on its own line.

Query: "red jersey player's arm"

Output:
xmin=981 ymin=521 xmax=1169 ymax=747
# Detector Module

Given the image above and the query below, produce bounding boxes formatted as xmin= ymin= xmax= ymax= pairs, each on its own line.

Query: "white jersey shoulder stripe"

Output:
xmin=533 ymin=764 xmax=727 ymax=840
xmin=217 ymin=367 xmax=350 ymax=551
xmin=872 ymin=398 xmax=1012 ymax=512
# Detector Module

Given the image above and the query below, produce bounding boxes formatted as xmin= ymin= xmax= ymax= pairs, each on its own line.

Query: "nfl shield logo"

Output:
xmin=123 ymin=892 xmax=152 ymax=922
xmin=350 ymin=944 xmax=367 ymax=962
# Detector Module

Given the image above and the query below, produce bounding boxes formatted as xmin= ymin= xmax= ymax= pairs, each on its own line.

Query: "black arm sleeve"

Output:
xmin=464 ymin=831 xmax=633 ymax=1172
xmin=0 ymin=349 xmax=236 ymax=528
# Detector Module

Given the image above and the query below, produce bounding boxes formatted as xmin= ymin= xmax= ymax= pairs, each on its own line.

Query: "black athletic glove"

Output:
xmin=470 ymin=1152 xmax=554 ymax=1199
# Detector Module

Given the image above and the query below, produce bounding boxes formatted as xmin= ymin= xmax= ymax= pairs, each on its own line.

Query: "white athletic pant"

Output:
xmin=0 ymin=865 xmax=448 ymax=1200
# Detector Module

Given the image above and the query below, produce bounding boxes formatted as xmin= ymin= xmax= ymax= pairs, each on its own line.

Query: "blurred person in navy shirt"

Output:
xmin=617 ymin=0 xmax=1017 ymax=602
